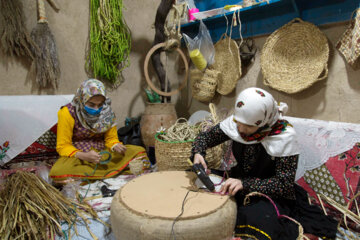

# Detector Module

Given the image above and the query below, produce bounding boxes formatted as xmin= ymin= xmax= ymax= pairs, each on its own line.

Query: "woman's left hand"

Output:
xmin=113 ymin=143 xmax=127 ymax=154
xmin=220 ymin=178 xmax=243 ymax=196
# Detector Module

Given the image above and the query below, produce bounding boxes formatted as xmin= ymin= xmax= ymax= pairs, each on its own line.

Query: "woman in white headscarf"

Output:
xmin=191 ymin=87 xmax=337 ymax=240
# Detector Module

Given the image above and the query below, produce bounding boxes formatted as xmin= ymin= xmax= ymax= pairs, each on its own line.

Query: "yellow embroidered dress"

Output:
xmin=49 ymin=79 xmax=148 ymax=183
xmin=49 ymin=103 xmax=147 ymax=182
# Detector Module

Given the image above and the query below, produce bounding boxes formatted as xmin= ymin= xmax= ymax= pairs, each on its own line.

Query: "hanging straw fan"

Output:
xmin=261 ymin=18 xmax=329 ymax=94
xmin=212 ymin=34 xmax=241 ymax=95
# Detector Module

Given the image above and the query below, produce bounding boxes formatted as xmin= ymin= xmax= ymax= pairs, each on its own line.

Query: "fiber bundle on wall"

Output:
xmin=86 ymin=0 xmax=131 ymax=85
xmin=0 ymin=0 xmax=38 ymax=61
xmin=30 ymin=0 xmax=60 ymax=89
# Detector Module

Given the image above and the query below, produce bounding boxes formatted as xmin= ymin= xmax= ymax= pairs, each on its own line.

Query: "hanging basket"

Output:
xmin=154 ymin=133 xmax=222 ymax=171
xmin=261 ymin=18 xmax=329 ymax=94
xmin=191 ymin=68 xmax=219 ymax=102
xmin=212 ymin=34 xmax=242 ymax=95
xmin=336 ymin=8 xmax=360 ymax=70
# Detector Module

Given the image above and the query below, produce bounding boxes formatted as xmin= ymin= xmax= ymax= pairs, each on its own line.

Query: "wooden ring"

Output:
xmin=144 ymin=42 xmax=189 ymax=97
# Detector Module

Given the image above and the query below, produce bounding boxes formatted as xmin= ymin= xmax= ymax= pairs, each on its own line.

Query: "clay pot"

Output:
xmin=140 ymin=103 xmax=177 ymax=147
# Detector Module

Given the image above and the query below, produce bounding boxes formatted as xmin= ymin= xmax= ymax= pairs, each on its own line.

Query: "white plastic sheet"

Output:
xmin=0 ymin=95 xmax=74 ymax=165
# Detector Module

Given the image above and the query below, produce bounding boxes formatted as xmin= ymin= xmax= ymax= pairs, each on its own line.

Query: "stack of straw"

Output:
xmin=0 ymin=171 xmax=100 ymax=239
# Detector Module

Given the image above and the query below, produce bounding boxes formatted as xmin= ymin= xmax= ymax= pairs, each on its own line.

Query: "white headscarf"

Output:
xmin=220 ymin=87 xmax=299 ymax=157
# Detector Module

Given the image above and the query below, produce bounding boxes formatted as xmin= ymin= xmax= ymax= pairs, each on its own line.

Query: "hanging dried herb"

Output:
xmin=0 ymin=0 xmax=39 ymax=60
xmin=86 ymin=0 xmax=131 ymax=85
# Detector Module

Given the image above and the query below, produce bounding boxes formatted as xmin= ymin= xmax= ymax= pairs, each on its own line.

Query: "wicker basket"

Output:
xmin=261 ymin=18 xmax=329 ymax=94
xmin=191 ymin=68 xmax=219 ymax=102
xmin=212 ymin=34 xmax=242 ymax=95
xmin=155 ymin=133 xmax=222 ymax=171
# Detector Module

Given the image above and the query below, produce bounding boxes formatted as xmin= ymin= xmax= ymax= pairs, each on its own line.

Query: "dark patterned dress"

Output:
xmin=191 ymin=124 xmax=338 ymax=240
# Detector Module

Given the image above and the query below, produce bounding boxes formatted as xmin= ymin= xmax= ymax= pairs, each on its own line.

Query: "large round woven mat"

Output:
xmin=261 ymin=18 xmax=329 ymax=94
xmin=212 ymin=35 xmax=242 ymax=95
xmin=118 ymin=171 xmax=228 ymax=219
xmin=111 ymin=171 xmax=237 ymax=240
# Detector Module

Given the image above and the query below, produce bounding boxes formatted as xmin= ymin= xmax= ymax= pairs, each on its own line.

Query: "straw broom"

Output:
xmin=30 ymin=0 xmax=60 ymax=88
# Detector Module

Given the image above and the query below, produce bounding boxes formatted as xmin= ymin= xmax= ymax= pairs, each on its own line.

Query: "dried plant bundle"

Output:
xmin=0 ymin=171 xmax=97 ymax=239
xmin=0 ymin=0 xmax=39 ymax=60
xmin=30 ymin=0 xmax=60 ymax=88
xmin=30 ymin=22 xmax=60 ymax=88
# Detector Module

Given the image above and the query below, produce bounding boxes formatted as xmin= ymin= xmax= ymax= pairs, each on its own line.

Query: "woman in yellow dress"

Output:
xmin=49 ymin=79 xmax=148 ymax=183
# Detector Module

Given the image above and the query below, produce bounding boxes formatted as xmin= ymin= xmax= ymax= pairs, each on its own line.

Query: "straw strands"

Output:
xmin=0 ymin=171 xmax=99 ymax=240
xmin=155 ymin=104 xmax=223 ymax=171
xmin=158 ymin=103 xmax=220 ymax=142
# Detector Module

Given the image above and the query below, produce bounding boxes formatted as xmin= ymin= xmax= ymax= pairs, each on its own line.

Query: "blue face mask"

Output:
xmin=84 ymin=105 xmax=103 ymax=116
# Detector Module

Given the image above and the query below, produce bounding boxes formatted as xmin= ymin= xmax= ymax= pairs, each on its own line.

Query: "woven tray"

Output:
xmin=261 ymin=18 xmax=329 ymax=94
xmin=155 ymin=133 xmax=222 ymax=171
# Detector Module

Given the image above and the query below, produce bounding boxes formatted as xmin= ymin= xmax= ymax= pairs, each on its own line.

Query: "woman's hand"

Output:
xmin=193 ymin=153 xmax=210 ymax=174
xmin=220 ymin=178 xmax=243 ymax=196
xmin=112 ymin=143 xmax=127 ymax=154
xmin=76 ymin=150 xmax=101 ymax=164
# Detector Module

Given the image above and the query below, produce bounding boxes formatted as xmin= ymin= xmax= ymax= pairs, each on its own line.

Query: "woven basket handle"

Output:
xmin=290 ymin=18 xmax=303 ymax=24
xmin=263 ymin=76 xmax=270 ymax=87
xmin=209 ymin=103 xmax=218 ymax=123
xmin=219 ymin=33 xmax=228 ymax=41
xmin=144 ymin=42 xmax=189 ymax=97
xmin=37 ymin=0 xmax=47 ymax=23
xmin=317 ymin=65 xmax=328 ymax=81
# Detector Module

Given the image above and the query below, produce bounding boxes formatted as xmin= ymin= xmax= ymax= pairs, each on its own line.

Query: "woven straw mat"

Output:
xmin=212 ymin=35 xmax=242 ymax=95
xmin=261 ymin=18 xmax=329 ymax=94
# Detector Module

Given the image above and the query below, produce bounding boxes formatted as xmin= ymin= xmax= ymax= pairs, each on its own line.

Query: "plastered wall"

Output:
xmin=0 ymin=0 xmax=359 ymax=126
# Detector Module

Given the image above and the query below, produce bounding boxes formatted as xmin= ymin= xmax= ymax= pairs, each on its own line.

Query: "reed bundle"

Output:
xmin=0 ymin=171 xmax=99 ymax=239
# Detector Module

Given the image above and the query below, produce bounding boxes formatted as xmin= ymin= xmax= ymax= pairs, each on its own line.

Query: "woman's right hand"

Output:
xmin=193 ymin=153 xmax=209 ymax=174
xmin=76 ymin=150 xmax=101 ymax=164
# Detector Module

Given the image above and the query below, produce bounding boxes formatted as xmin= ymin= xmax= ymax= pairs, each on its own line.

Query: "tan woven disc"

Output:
xmin=119 ymin=171 xmax=229 ymax=219
xmin=212 ymin=35 xmax=242 ymax=95
xmin=261 ymin=18 xmax=329 ymax=94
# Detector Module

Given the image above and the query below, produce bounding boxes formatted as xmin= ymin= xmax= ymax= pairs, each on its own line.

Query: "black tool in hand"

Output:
xmin=187 ymin=159 xmax=215 ymax=192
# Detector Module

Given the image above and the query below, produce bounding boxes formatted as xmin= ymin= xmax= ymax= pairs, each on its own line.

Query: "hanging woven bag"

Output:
xmin=336 ymin=8 xmax=360 ymax=69
xmin=191 ymin=68 xmax=219 ymax=102
xmin=212 ymin=34 xmax=242 ymax=95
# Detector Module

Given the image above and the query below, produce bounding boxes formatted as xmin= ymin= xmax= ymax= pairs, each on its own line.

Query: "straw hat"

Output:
xmin=212 ymin=34 xmax=242 ymax=95
xmin=261 ymin=18 xmax=329 ymax=94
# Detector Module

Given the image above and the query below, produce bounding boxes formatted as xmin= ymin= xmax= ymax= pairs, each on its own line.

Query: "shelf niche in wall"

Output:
xmin=181 ymin=0 xmax=360 ymax=42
